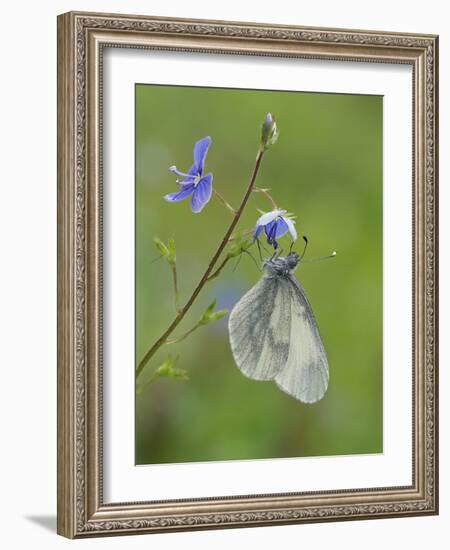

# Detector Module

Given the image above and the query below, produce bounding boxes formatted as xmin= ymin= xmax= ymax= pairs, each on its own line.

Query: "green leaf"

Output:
xmin=199 ymin=299 xmax=216 ymax=325
xmin=153 ymin=237 xmax=176 ymax=265
xmin=199 ymin=299 xmax=229 ymax=325
xmin=156 ymin=354 xmax=177 ymax=375
xmin=136 ymin=354 xmax=189 ymax=395
xmin=162 ymin=367 xmax=189 ymax=380
xmin=167 ymin=238 xmax=176 ymax=265
xmin=228 ymin=233 xmax=252 ymax=258
xmin=157 ymin=355 xmax=188 ymax=380
xmin=208 ymin=309 xmax=229 ymax=322
xmin=153 ymin=237 xmax=169 ymax=257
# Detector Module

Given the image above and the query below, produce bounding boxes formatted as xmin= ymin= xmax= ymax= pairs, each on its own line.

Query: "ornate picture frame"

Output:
xmin=57 ymin=11 xmax=438 ymax=538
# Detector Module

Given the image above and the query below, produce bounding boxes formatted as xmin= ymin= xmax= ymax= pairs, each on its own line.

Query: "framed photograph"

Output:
xmin=57 ymin=11 xmax=439 ymax=538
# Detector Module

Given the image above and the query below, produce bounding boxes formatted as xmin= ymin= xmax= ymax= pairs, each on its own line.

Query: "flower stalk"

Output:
xmin=253 ymin=187 xmax=278 ymax=210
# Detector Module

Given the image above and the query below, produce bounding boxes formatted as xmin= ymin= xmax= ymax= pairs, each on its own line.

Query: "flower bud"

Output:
xmin=260 ymin=112 xmax=279 ymax=151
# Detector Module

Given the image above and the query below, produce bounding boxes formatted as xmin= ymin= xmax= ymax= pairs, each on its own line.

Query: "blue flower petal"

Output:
xmin=164 ymin=183 xmax=195 ymax=203
xmin=265 ymin=221 xmax=279 ymax=249
xmin=264 ymin=220 xmax=275 ymax=237
xmin=192 ymin=136 xmax=212 ymax=176
xmin=178 ymin=176 xmax=196 ymax=187
xmin=191 ymin=173 xmax=213 ymax=213
xmin=253 ymin=224 xmax=264 ymax=241
xmin=283 ymin=216 xmax=298 ymax=241
xmin=255 ymin=209 xmax=287 ymax=227
xmin=274 ymin=217 xmax=289 ymax=238
xmin=187 ymin=164 xmax=200 ymax=177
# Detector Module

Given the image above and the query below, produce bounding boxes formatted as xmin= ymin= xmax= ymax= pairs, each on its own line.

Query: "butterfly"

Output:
xmin=228 ymin=251 xmax=329 ymax=403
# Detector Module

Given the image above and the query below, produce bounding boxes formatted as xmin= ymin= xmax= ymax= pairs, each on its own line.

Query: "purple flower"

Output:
xmin=253 ymin=209 xmax=297 ymax=250
xmin=164 ymin=136 xmax=213 ymax=213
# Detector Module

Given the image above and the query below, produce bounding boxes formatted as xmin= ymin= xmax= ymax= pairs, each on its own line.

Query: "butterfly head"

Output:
xmin=264 ymin=252 xmax=300 ymax=277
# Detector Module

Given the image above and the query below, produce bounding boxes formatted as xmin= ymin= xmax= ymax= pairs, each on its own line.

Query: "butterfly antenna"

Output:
xmin=302 ymin=250 xmax=337 ymax=263
xmin=289 ymin=241 xmax=295 ymax=254
xmin=299 ymin=235 xmax=308 ymax=261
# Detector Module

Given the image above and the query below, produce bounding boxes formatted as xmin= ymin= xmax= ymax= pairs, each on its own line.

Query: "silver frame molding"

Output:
xmin=57 ymin=11 xmax=439 ymax=538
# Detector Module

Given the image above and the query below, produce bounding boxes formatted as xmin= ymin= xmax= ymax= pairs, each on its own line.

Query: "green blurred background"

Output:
xmin=135 ymin=84 xmax=382 ymax=465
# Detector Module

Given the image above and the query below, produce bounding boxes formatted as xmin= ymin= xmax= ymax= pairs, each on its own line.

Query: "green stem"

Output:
xmin=253 ymin=187 xmax=278 ymax=210
xmin=166 ymin=322 xmax=202 ymax=345
xmin=206 ymin=255 xmax=232 ymax=281
xmin=171 ymin=263 xmax=181 ymax=314
xmin=136 ymin=149 xmax=266 ymax=378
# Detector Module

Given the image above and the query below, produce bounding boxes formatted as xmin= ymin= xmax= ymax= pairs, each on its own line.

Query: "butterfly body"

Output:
xmin=228 ymin=252 xmax=329 ymax=403
xmin=264 ymin=252 xmax=301 ymax=277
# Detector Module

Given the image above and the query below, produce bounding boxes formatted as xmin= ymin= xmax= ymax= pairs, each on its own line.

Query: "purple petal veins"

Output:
xmin=273 ymin=217 xmax=289 ymax=238
xmin=266 ymin=221 xmax=279 ymax=249
xmin=192 ymin=136 xmax=212 ymax=176
xmin=164 ymin=183 xmax=195 ymax=203
xmin=253 ymin=224 xmax=264 ymax=241
xmin=191 ymin=174 xmax=213 ymax=213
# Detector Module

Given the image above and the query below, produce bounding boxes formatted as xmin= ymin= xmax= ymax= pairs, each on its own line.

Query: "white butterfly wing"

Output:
xmin=274 ymin=274 xmax=329 ymax=403
xmin=228 ymin=275 xmax=291 ymax=380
